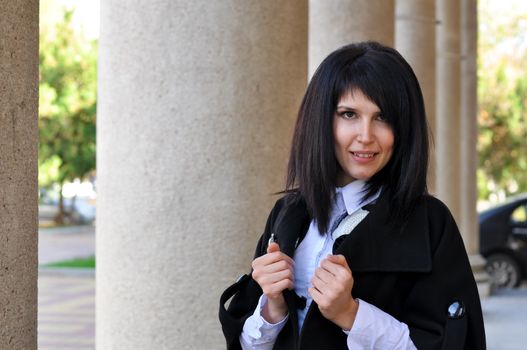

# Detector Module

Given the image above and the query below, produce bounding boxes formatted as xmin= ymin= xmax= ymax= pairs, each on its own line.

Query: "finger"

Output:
xmin=308 ymin=286 xmax=324 ymax=305
xmin=261 ymin=267 xmax=295 ymax=285
xmin=311 ymin=273 xmax=333 ymax=295
xmin=252 ymin=261 xmax=294 ymax=283
xmin=262 ymin=259 xmax=294 ymax=274
xmin=319 ymin=260 xmax=353 ymax=286
xmin=266 ymin=243 xmax=295 ymax=266
xmin=323 ymin=255 xmax=351 ymax=274
xmin=253 ymin=251 xmax=294 ymax=269
xmin=264 ymin=278 xmax=295 ymax=296
xmin=320 ymin=258 xmax=347 ymax=276
xmin=310 ymin=274 xmax=323 ymax=292
xmin=313 ymin=266 xmax=334 ymax=284
xmin=327 ymin=254 xmax=350 ymax=270
xmin=277 ymin=278 xmax=295 ymax=291
xmin=263 ymin=254 xmax=295 ymax=271
xmin=267 ymin=242 xmax=280 ymax=254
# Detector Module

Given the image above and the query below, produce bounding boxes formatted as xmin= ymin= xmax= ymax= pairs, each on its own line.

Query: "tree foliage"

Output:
xmin=478 ymin=2 xmax=527 ymax=201
xmin=39 ymin=8 xmax=97 ymax=221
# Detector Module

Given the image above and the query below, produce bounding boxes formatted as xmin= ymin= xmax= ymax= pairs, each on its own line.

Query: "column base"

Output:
xmin=469 ymin=254 xmax=491 ymax=298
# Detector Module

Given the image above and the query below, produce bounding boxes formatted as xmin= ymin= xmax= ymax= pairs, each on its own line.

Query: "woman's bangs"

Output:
xmin=333 ymin=59 xmax=397 ymax=125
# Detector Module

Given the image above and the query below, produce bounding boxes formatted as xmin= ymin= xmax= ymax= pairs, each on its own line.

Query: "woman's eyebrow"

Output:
xmin=336 ymin=105 xmax=356 ymax=110
xmin=336 ymin=105 xmax=381 ymax=114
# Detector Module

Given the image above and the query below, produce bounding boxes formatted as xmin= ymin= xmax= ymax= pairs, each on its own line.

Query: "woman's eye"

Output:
xmin=376 ymin=114 xmax=387 ymax=122
xmin=342 ymin=111 xmax=356 ymax=119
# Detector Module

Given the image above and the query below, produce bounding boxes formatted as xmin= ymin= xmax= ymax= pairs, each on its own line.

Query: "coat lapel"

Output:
xmin=271 ymin=195 xmax=310 ymax=258
xmin=335 ymin=193 xmax=433 ymax=272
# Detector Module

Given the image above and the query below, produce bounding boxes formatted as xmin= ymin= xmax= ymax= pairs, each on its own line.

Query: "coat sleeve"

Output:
xmin=218 ymin=198 xmax=285 ymax=350
xmin=402 ymin=198 xmax=486 ymax=350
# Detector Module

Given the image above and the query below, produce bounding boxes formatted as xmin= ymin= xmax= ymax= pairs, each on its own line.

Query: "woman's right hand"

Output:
xmin=251 ymin=242 xmax=295 ymax=323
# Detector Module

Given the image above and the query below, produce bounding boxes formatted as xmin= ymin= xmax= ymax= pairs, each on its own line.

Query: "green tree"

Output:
xmin=39 ymin=8 xmax=97 ymax=223
xmin=478 ymin=3 xmax=527 ymax=201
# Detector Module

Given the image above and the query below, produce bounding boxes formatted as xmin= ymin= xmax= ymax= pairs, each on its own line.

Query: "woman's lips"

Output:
xmin=350 ymin=151 xmax=377 ymax=163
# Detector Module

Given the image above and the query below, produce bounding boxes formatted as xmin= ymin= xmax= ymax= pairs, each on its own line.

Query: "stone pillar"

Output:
xmin=395 ymin=0 xmax=437 ymax=193
xmin=460 ymin=0 xmax=490 ymax=297
xmin=435 ymin=0 xmax=462 ymax=223
xmin=97 ymin=1 xmax=307 ymax=349
xmin=0 ymin=1 xmax=39 ymax=349
xmin=309 ymin=0 xmax=395 ymax=76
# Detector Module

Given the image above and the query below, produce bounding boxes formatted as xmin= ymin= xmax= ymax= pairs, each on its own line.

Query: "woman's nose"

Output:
xmin=357 ymin=121 xmax=373 ymax=143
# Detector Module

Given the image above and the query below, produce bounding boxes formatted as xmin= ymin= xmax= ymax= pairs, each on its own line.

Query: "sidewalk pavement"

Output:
xmin=38 ymin=224 xmax=95 ymax=350
xmin=482 ymin=283 xmax=527 ymax=350
xmin=38 ymin=274 xmax=94 ymax=350
xmin=37 ymin=222 xmax=527 ymax=349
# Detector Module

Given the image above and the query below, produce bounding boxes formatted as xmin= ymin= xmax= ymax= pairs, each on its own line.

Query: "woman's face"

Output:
xmin=333 ymin=89 xmax=394 ymax=186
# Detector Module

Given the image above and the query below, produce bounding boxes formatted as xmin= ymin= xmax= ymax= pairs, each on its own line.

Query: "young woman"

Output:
xmin=219 ymin=41 xmax=486 ymax=350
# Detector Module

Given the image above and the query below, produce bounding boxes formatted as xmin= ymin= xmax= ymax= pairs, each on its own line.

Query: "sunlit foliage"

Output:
xmin=478 ymin=1 xmax=527 ymax=201
xmin=39 ymin=7 xmax=97 ymax=222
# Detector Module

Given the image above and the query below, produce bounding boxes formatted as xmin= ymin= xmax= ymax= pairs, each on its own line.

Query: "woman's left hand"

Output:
xmin=308 ymin=254 xmax=359 ymax=330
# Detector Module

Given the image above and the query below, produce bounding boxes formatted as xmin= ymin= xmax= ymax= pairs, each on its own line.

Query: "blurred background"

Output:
xmin=37 ymin=1 xmax=98 ymax=349
xmin=39 ymin=0 xmax=98 ymax=228
xmin=477 ymin=0 xmax=527 ymax=207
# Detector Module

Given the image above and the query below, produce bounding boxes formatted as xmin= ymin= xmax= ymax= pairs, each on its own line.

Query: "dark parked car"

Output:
xmin=479 ymin=193 xmax=527 ymax=289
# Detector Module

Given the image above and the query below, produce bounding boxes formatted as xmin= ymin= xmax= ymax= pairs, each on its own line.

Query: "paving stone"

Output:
xmin=38 ymin=275 xmax=94 ymax=350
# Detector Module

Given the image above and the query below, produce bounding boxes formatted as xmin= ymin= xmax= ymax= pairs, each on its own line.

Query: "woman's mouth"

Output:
xmin=350 ymin=151 xmax=379 ymax=164
xmin=351 ymin=152 xmax=376 ymax=158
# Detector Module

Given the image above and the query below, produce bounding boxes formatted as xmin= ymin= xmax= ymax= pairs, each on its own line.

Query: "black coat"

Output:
xmin=219 ymin=192 xmax=486 ymax=349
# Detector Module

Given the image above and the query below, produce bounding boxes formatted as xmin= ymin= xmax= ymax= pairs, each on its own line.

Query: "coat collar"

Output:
xmin=336 ymin=191 xmax=432 ymax=272
xmin=272 ymin=191 xmax=432 ymax=273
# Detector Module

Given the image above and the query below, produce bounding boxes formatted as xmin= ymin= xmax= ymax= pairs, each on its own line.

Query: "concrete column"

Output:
xmin=0 ymin=1 xmax=39 ymax=349
xmin=97 ymin=1 xmax=307 ymax=349
xmin=309 ymin=0 xmax=395 ymax=76
xmin=460 ymin=0 xmax=490 ymax=297
xmin=435 ymin=0 xmax=462 ymax=223
xmin=395 ymin=0 xmax=437 ymax=193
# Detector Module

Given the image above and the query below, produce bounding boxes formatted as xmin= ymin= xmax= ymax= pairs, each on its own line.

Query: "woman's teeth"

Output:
xmin=353 ymin=152 xmax=375 ymax=158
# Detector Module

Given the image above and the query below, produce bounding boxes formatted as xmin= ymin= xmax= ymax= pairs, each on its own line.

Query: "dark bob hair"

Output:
xmin=286 ymin=41 xmax=429 ymax=233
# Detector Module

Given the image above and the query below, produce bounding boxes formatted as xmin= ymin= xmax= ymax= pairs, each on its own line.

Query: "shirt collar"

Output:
xmin=335 ymin=180 xmax=380 ymax=215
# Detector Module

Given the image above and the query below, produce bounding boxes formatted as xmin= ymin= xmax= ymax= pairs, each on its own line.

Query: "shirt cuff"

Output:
xmin=241 ymin=295 xmax=289 ymax=344
xmin=344 ymin=299 xmax=417 ymax=350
